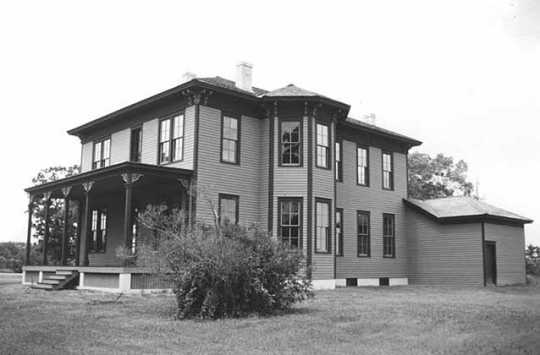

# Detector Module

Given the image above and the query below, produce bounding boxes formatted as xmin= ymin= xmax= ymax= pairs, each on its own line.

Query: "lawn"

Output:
xmin=1 ymin=277 xmax=539 ymax=355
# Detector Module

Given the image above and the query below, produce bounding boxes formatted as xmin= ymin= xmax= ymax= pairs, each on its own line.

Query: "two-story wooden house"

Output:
xmin=23 ymin=63 xmax=532 ymax=291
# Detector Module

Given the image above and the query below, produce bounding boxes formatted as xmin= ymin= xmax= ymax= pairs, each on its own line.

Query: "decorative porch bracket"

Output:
xmin=121 ymin=173 xmax=143 ymax=256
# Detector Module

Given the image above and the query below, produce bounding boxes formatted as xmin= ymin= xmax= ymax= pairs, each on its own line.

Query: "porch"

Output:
xmin=23 ymin=162 xmax=192 ymax=290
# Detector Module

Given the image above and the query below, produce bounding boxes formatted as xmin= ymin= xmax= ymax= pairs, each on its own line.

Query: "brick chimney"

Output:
xmin=235 ymin=62 xmax=253 ymax=92
xmin=182 ymin=72 xmax=197 ymax=83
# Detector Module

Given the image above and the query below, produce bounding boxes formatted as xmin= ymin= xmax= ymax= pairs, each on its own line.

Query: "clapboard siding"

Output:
xmin=141 ymin=119 xmax=159 ymax=165
xmin=258 ymin=118 xmax=270 ymax=228
xmin=485 ymin=223 xmax=526 ymax=285
xmin=336 ymin=141 xmax=408 ymax=279
xmin=110 ymin=128 xmax=131 ymax=165
xmin=196 ymin=105 xmax=266 ymax=227
xmin=81 ymin=142 xmax=93 ymax=172
xmin=311 ymin=119 xmax=335 ymax=280
xmin=272 ymin=116 xmax=309 ymax=256
xmin=406 ymin=208 xmax=483 ymax=286
xmin=165 ymin=105 xmax=195 ymax=170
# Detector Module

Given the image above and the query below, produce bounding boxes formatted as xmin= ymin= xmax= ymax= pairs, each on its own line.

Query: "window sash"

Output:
xmin=279 ymin=199 xmax=301 ymax=248
xmin=357 ymin=147 xmax=368 ymax=185
xmin=383 ymin=214 xmax=395 ymax=257
xmin=335 ymin=141 xmax=342 ymax=181
xmin=92 ymin=138 xmax=111 ymax=169
xmin=357 ymin=211 xmax=370 ymax=256
xmin=280 ymin=121 xmax=301 ymax=166
xmin=315 ymin=201 xmax=330 ymax=253
xmin=382 ymin=152 xmax=393 ymax=189
xmin=316 ymin=124 xmax=329 ymax=168
xmin=159 ymin=114 xmax=184 ymax=164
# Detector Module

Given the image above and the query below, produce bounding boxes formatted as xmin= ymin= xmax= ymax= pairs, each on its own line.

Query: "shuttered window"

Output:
xmin=316 ymin=123 xmax=329 ymax=168
xmin=92 ymin=138 xmax=110 ymax=169
xmin=159 ymin=114 xmax=184 ymax=164
xmin=357 ymin=211 xmax=370 ymax=257
xmin=279 ymin=198 xmax=302 ymax=248
xmin=382 ymin=152 xmax=393 ymax=190
xmin=221 ymin=116 xmax=239 ymax=164
xmin=383 ymin=213 xmax=395 ymax=258
xmin=315 ymin=200 xmax=331 ymax=253
xmin=357 ymin=146 xmax=369 ymax=186
xmin=280 ymin=121 xmax=301 ymax=166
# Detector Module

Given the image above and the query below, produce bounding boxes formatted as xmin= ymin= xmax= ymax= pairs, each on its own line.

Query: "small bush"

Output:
xmin=135 ymin=206 xmax=313 ymax=319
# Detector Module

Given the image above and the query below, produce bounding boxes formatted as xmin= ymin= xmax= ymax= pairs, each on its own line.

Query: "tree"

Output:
xmin=30 ymin=165 xmax=80 ymax=265
xmin=408 ymin=152 xmax=474 ymax=200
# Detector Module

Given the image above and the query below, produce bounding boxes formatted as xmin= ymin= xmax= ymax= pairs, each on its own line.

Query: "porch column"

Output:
xmin=178 ymin=178 xmax=191 ymax=225
xmin=42 ymin=191 xmax=52 ymax=266
xmin=61 ymin=186 xmax=72 ymax=265
xmin=75 ymin=199 xmax=83 ymax=266
xmin=82 ymin=181 xmax=94 ymax=266
xmin=25 ymin=196 xmax=34 ymax=265
xmin=122 ymin=173 xmax=143 ymax=251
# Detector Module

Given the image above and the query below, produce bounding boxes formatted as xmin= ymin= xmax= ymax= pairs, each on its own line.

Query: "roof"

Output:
xmin=404 ymin=197 xmax=533 ymax=224
xmin=342 ymin=117 xmax=422 ymax=146
xmin=197 ymin=76 xmax=269 ymax=97
xmin=264 ymin=84 xmax=327 ymax=98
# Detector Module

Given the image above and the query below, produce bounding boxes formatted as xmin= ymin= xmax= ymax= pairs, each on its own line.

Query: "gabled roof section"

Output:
xmin=342 ymin=117 xmax=422 ymax=147
xmin=197 ymin=76 xmax=269 ymax=97
xmin=262 ymin=84 xmax=350 ymax=112
xmin=404 ymin=197 xmax=533 ymax=224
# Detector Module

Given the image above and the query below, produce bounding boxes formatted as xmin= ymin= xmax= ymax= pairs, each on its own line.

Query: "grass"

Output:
xmin=1 ymin=276 xmax=540 ymax=354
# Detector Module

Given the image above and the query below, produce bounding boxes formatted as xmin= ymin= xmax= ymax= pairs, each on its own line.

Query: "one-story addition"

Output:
xmin=22 ymin=64 xmax=533 ymax=291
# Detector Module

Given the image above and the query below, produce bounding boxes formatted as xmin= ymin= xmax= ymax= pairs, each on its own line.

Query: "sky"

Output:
xmin=0 ymin=0 xmax=539 ymax=245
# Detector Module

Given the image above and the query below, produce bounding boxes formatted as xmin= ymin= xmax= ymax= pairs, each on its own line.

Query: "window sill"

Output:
xmin=220 ymin=159 xmax=240 ymax=166
xmin=357 ymin=255 xmax=371 ymax=258
xmin=314 ymin=251 xmax=332 ymax=255
xmin=159 ymin=159 xmax=184 ymax=166
xmin=383 ymin=255 xmax=396 ymax=259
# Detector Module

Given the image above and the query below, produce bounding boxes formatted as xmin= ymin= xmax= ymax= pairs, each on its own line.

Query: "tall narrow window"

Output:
xmin=383 ymin=214 xmax=395 ymax=258
xmin=357 ymin=146 xmax=369 ymax=186
xmin=357 ymin=211 xmax=370 ymax=257
xmin=335 ymin=141 xmax=342 ymax=181
xmin=316 ymin=123 xmax=329 ymax=168
xmin=335 ymin=208 xmax=343 ymax=256
xmin=315 ymin=199 xmax=330 ymax=253
xmin=89 ymin=209 xmax=107 ymax=253
xmin=92 ymin=138 xmax=111 ymax=169
xmin=159 ymin=114 xmax=184 ymax=164
xmin=279 ymin=198 xmax=302 ymax=248
xmin=280 ymin=121 xmax=301 ymax=166
xmin=219 ymin=194 xmax=239 ymax=224
xmin=130 ymin=127 xmax=142 ymax=162
xmin=221 ymin=116 xmax=239 ymax=164
xmin=382 ymin=152 xmax=393 ymax=190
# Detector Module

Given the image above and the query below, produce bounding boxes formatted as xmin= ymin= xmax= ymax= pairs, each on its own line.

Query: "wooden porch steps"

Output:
xmin=31 ymin=270 xmax=79 ymax=291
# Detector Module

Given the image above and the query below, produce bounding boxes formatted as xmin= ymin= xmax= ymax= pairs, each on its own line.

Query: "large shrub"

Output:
xmin=135 ymin=206 xmax=313 ymax=319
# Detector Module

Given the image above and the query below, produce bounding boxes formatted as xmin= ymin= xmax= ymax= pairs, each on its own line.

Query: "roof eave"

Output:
xmin=342 ymin=121 xmax=422 ymax=147
xmin=261 ymin=95 xmax=351 ymax=113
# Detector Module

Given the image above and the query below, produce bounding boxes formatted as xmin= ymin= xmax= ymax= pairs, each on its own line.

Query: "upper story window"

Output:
xmin=221 ymin=116 xmax=240 ymax=164
xmin=357 ymin=211 xmax=370 ymax=257
xmin=92 ymin=138 xmax=110 ymax=169
xmin=159 ymin=113 xmax=184 ymax=164
xmin=315 ymin=199 xmax=331 ymax=253
xmin=219 ymin=194 xmax=239 ymax=224
xmin=279 ymin=198 xmax=302 ymax=248
xmin=280 ymin=121 xmax=301 ymax=166
xmin=357 ymin=146 xmax=369 ymax=186
xmin=383 ymin=213 xmax=395 ymax=258
xmin=90 ymin=208 xmax=107 ymax=253
xmin=130 ymin=127 xmax=142 ymax=163
xmin=335 ymin=208 xmax=343 ymax=256
xmin=316 ymin=123 xmax=329 ymax=168
xmin=382 ymin=152 xmax=393 ymax=190
xmin=335 ymin=141 xmax=342 ymax=181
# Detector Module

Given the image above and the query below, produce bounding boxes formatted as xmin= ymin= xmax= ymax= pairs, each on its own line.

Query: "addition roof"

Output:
xmin=342 ymin=117 xmax=422 ymax=146
xmin=404 ymin=197 xmax=533 ymax=225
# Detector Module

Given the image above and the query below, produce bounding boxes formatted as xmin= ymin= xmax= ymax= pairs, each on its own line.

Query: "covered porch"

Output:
xmin=23 ymin=162 xmax=192 ymax=290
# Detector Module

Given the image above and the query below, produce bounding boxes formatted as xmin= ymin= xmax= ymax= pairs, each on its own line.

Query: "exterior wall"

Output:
xmin=484 ymin=223 xmax=526 ymax=285
xmin=336 ymin=140 xmax=408 ymax=279
xmin=272 ymin=115 xmax=309 ymax=256
xmin=141 ymin=119 xmax=159 ymax=164
xmin=196 ymin=105 xmax=267 ymax=227
xmin=81 ymin=142 xmax=93 ymax=172
xmin=406 ymin=208 xmax=484 ymax=286
xmin=311 ymin=119 xmax=335 ymax=280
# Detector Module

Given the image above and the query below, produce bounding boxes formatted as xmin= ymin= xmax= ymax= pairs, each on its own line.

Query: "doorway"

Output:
xmin=484 ymin=241 xmax=497 ymax=285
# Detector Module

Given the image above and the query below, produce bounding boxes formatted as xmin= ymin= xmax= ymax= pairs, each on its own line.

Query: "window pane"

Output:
xmin=223 ymin=117 xmax=238 ymax=140
xmin=173 ymin=138 xmax=183 ymax=161
xmin=160 ymin=119 xmax=170 ymax=142
xmin=316 ymin=202 xmax=329 ymax=252
xmin=316 ymin=124 xmax=328 ymax=147
xmin=103 ymin=139 xmax=110 ymax=159
xmin=160 ymin=142 xmax=170 ymax=163
xmin=173 ymin=115 xmax=184 ymax=139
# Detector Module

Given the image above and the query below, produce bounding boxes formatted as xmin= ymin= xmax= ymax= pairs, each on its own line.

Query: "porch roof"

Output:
xmin=24 ymin=162 xmax=192 ymax=199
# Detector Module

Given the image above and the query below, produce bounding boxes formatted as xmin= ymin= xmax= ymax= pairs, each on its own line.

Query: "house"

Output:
xmin=22 ymin=63 xmax=533 ymax=291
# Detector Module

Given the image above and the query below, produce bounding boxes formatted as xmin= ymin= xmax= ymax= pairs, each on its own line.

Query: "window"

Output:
xmin=383 ymin=214 xmax=395 ymax=258
xmin=219 ymin=194 xmax=239 ymax=224
xmin=357 ymin=211 xmax=370 ymax=257
xmin=92 ymin=138 xmax=110 ymax=169
xmin=221 ymin=116 xmax=240 ymax=164
xmin=279 ymin=198 xmax=302 ymax=248
xmin=335 ymin=141 xmax=342 ymax=181
xmin=131 ymin=208 xmax=139 ymax=254
xmin=130 ymin=127 xmax=142 ymax=162
xmin=315 ymin=199 xmax=331 ymax=253
xmin=89 ymin=209 xmax=107 ymax=253
xmin=159 ymin=114 xmax=184 ymax=164
xmin=382 ymin=152 xmax=393 ymax=190
xmin=357 ymin=146 xmax=369 ymax=186
xmin=280 ymin=121 xmax=301 ymax=166
xmin=335 ymin=209 xmax=343 ymax=256
xmin=316 ymin=123 xmax=329 ymax=168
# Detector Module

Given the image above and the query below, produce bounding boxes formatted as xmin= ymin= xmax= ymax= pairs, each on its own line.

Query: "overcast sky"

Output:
xmin=0 ymin=0 xmax=539 ymax=245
